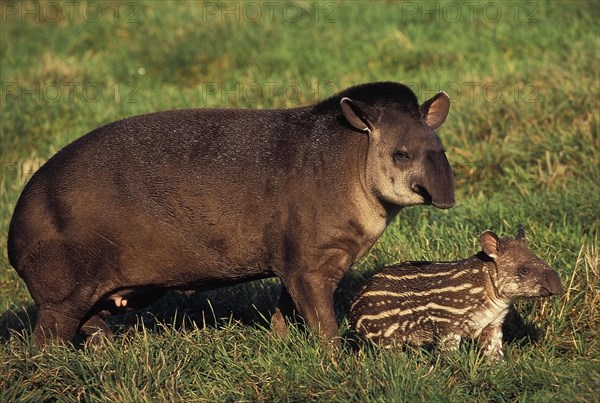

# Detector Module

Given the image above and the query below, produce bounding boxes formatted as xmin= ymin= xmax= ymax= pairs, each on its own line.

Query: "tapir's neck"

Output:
xmin=381 ymin=201 xmax=403 ymax=224
xmin=349 ymin=132 xmax=392 ymax=225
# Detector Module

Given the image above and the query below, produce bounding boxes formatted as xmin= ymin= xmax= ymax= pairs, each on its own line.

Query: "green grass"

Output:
xmin=1 ymin=0 xmax=599 ymax=401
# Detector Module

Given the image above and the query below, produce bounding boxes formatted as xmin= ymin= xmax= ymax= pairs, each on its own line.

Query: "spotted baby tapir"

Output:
xmin=349 ymin=229 xmax=562 ymax=360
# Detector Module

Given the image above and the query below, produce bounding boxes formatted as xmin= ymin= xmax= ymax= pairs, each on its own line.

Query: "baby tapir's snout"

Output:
xmin=350 ymin=228 xmax=562 ymax=360
xmin=539 ymin=270 xmax=563 ymax=297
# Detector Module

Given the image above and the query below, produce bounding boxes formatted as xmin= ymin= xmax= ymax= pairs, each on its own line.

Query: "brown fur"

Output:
xmin=8 ymin=82 xmax=455 ymax=346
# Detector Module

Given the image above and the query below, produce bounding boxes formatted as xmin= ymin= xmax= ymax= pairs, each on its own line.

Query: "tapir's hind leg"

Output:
xmin=18 ymin=239 xmax=114 ymax=346
xmin=34 ymin=305 xmax=85 ymax=345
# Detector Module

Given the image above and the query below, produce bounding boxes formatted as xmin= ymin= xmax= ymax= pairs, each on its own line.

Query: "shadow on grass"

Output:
xmin=0 ymin=273 xmax=543 ymax=350
xmin=0 ymin=268 xmax=371 ymax=346
xmin=0 ymin=278 xmax=282 ymax=345
xmin=111 ymin=279 xmax=283 ymax=334
xmin=502 ymin=305 xmax=542 ymax=345
xmin=0 ymin=277 xmax=323 ymax=346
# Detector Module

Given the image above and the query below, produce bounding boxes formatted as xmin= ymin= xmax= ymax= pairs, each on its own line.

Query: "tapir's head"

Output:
xmin=340 ymin=84 xmax=455 ymax=209
xmin=480 ymin=228 xmax=563 ymax=300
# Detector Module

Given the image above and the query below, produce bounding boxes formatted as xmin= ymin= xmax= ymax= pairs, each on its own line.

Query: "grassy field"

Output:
xmin=1 ymin=0 xmax=599 ymax=401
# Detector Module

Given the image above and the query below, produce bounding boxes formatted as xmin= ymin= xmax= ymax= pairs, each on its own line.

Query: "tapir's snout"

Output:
xmin=541 ymin=270 xmax=563 ymax=297
xmin=419 ymin=150 xmax=455 ymax=209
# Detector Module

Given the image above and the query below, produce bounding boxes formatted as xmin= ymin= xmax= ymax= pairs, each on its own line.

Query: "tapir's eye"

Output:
xmin=518 ymin=267 xmax=530 ymax=276
xmin=393 ymin=151 xmax=410 ymax=162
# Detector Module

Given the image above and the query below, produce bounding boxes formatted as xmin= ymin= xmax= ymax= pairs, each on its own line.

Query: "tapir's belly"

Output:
xmin=85 ymin=203 xmax=282 ymax=290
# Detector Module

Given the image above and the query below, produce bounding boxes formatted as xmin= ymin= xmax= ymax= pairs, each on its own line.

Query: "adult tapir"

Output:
xmin=7 ymin=82 xmax=455 ymax=346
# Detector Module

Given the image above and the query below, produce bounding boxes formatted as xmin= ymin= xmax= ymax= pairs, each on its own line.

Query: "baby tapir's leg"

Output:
xmin=439 ymin=333 xmax=462 ymax=351
xmin=479 ymin=323 xmax=504 ymax=360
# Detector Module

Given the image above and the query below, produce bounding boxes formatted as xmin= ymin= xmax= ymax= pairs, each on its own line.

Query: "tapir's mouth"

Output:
xmin=412 ymin=184 xmax=455 ymax=209
xmin=412 ymin=184 xmax=432 ymax=204
xmin=539 ymin=287 xmax=554 ymax=297
xmin=540 ymin=275 xmax=564 ymax=297
xmin=432 ymin=200 xmax=455 ymax=209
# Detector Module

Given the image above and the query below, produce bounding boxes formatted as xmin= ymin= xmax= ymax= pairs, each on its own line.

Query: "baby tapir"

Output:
xmin=7 ymin=82 xmax=455 ymax=346
xmin=350 ymin=229 xmax=562 ymax=359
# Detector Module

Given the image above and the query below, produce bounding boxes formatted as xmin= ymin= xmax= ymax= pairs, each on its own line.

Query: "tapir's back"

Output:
xmin=32 ymin=107 xmax=313 ymax=180
xmin=7 ymin=106 xmax=344 ymax=281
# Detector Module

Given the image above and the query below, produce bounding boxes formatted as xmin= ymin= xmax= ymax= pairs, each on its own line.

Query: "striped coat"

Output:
xmin=349 ymin=230 xmax=562 ymax=359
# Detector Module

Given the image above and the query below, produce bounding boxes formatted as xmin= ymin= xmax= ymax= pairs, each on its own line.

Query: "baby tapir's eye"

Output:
xmin=518 ymin=267 xmax=530 ymax=276
xmin=393 ymin=151 xmax=410 ymax=162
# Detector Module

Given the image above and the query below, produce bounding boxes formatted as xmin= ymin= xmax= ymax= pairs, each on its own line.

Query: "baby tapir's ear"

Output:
xmin=419 ymin=91 xmax=450 ymax=129
xmin=480 ymin=230 xmax=500 ymax=259
xmin=515 ymin=227 xmax=527 ymax=245
xmin=340 ymin=97 xmax=379 ymax=133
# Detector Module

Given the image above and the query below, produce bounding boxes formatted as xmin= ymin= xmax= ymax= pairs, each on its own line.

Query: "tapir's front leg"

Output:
xmin=479 ymin=320 xmax=505 ymax=360
xmin=282 ymin=249 xmax=352 ymax=348
xmin=288 ymin=274 xmax=340 ymax=347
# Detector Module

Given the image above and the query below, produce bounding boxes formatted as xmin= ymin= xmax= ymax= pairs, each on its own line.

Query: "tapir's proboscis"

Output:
xmin=8 ymin=82 xmax=455 ymax=346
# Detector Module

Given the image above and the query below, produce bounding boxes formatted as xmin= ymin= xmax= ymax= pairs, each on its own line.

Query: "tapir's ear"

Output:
xmin=515 ymin=227 xmax=527 ymax=245
xmin=420 ymin=91 xmax=450 ymax=129
xmin=340 ymin=97 xmax=378 ymax=133
xmin=480 ymin=230 xmax=500 ymax=259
